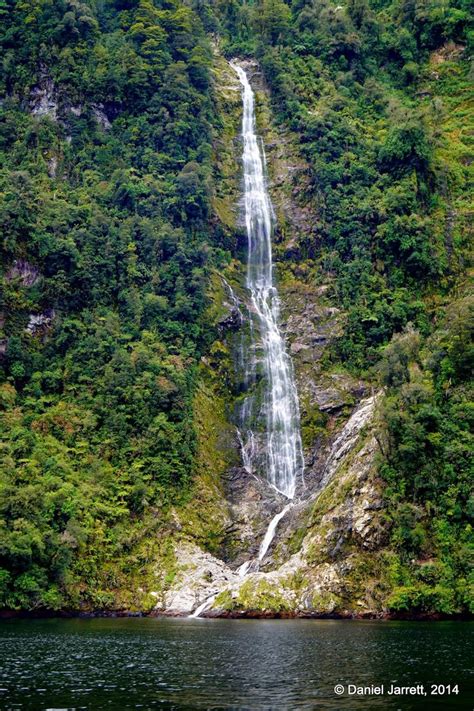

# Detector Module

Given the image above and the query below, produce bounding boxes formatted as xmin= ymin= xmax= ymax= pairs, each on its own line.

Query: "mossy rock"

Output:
xmin=311 ymin=591 xmax=342 ymax=613
xmin=300 ymin=401 xmax=329 ymax=448
xmin=310 ymin=475 xmax=356 ymax=524
xmin=236 ymin=579 xmax=292 ymax=613
xmin=213 ymin=589 xmax=235 ymax=612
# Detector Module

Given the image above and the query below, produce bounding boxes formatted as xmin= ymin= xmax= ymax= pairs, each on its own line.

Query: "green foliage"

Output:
xmin=387 ymin=584 xmax=457 ymax=614
xmin=378 ymin=297 xmax=473 ymax=613
xmin=253 ymin=0 xmax=291 ymax=46
xmin=0 ymin=0 xmax=224 ymax=610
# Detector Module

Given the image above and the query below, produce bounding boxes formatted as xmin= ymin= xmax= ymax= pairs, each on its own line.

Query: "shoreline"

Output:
xmin=1 ymin=609 xmax=472 ymax=622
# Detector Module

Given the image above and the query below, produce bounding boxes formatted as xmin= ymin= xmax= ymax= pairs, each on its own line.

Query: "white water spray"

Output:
xmin=258 ymin=503 xmax=292 ymax=562
xmin=232 ymin=61 xmax=304 ymax=500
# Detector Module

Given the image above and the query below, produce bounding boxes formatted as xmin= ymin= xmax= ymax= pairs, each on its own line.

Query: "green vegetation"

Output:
xmin=0 ymin=0 xmax=472 ymax=615
xmin=379 ymin=299 xmax=473 ymax=614
xmin=236 ymin=578 xmax=292 ymax=613
xmin=0 ymin=0 xmax=225 ymax=610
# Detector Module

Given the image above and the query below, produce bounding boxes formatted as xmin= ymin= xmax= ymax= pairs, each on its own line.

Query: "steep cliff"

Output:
xmin=0 ymin=0 xmax=471 ymax=618
xmin=150 ymin=55 xmax=394 ymax=618
xmin=153 ymin=31 xmax=472 ymax=617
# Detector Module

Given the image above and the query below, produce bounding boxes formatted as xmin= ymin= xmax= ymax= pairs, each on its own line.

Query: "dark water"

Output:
xmin=0 ymin=618 xmax=472 ymax=710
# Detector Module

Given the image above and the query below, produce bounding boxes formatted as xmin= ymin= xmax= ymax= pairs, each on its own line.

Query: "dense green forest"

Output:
xmin=0 ymin=0 xmax=222 ymax=610
xmin=0 ymin=0 xmax=472 ymax=614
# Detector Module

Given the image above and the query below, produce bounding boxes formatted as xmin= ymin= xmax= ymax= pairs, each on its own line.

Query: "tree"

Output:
xmin=254 ymin=0 xmax=291 ymax=45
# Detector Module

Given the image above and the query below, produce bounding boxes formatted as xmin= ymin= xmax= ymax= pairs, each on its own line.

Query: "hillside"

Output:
xmin=0 ymin=0 xmax=472 ymax=617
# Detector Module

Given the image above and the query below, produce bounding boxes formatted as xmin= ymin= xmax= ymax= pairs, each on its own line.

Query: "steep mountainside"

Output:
xmin=0 ymin=0 xmax=222 ymax=611
xmin=0 ymin=0 xmax=472 ymax=616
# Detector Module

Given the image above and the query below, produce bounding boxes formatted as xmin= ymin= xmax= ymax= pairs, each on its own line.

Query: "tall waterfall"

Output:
xmin=188 ymin=64 xmax=304 ymax=616
xmin=232 ymin=63 xmax=304 ymax=500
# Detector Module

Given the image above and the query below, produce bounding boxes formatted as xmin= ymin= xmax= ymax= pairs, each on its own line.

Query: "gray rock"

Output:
xmin=158 ymin=542 xmax=239 ymax=615
xmin=92 ymin=105 xmax=111 ymax=130
xmin=30 ymin=77 xmax=58 ymax=120
xmin=5 ymin=259 xmax=40 ymax=287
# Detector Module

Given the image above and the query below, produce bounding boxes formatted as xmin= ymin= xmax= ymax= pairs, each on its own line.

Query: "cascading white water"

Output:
xmin=232 ymin=62 xmax=304 ymax=500
xmin=189 ymin=594 xmax=216 ymax=619
xmin=188 ymin=63 xmax=304 ymax=618
xmin=258 ymin=503 xmax=292 ymax=562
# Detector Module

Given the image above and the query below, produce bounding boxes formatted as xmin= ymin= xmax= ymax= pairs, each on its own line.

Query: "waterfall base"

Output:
xmin=155 ymin=394 xmax=381 ymax=619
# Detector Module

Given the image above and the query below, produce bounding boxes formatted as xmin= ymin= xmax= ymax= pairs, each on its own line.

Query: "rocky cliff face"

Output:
xmin=147 ymin=52 xmax=394 ymax=619
xmin=156 ymin=393 xmax=386 ymax=617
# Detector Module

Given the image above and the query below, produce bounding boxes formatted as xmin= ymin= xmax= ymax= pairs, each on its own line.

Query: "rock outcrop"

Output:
xmin=154 ymin=392 xmax=385 ymax=617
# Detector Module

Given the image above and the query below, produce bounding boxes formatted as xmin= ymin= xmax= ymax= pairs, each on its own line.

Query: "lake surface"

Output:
xmin=0 ymin=618 xmax=472 ymax=710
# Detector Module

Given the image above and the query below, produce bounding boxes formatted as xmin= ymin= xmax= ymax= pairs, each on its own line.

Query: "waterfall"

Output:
xmin=189 ymin=63 xmax=304 ymax=618
xmin=232 ymin=62 xmax=304 ymax=500
xmin=257 ymin=503 xmax=292 ymax=562
xmin=189 ymin=594 xmax=216 ymax=619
